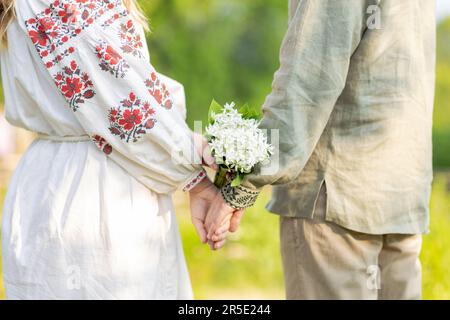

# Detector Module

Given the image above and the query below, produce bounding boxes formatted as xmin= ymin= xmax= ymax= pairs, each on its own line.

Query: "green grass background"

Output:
xmin=434 ymin=19 xmax=450 ymax=168
xmin=0 ymin=0 xmax=449 ymax=299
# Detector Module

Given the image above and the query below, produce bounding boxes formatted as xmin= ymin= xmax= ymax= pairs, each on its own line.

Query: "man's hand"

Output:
xmin=206 ymin=215 xmax=232 ymax=251
xmin=229 ymin=209 xmax=245 ymax=233
xmin=209 ymin=208 xmax=245 ymax=248
xmin=189 ymin=178 xmax=231 ymax=249
xmin=191 ymin=179 xmax=246 ymax=249
xmin=204 ymin=193 xmax=237 ymax=249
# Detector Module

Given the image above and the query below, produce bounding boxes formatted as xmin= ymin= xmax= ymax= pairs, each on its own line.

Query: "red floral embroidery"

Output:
xmin=28 ymin=26 xmax=49 ymax=47
xmin=92 ymin=135 xmax=113 ymax=155
xmin=108 ymin=92 xmax=157 ymax=143
xmin=25 ymin=0 xmax=122 ymax=65
xmin=144 ymin=72 xmax=173 ymax=109
xmin=54 ymin=60 xmax=95 ymax=111
xmin=101 ymin=7 xmax=129 ymax=28
xmin=95 ymin=41 xmax=129 ymax=78
xmin=45 ymin=46 xmax=76 ymax=69
xmin=183 ymin=170 xmax=207 ymax=192
xmin=119 ymin=19 xmax=144 ymax=58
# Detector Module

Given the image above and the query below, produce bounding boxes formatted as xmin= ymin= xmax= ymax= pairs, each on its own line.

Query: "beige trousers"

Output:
xmin=280 ymin=185 xmax=422 ymax=300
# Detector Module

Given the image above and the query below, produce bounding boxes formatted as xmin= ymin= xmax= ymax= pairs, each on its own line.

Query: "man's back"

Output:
xmin=239 ymin=0 xmax=436 ymax=234
xmin=318 ymin=0 xmax=436 ymax=233
xmin=219 ymin=0 xmax=436 ymax=300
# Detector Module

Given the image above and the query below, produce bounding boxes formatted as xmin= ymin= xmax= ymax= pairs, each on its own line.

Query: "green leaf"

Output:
xmin=208 ymin=99 xmax=223 ymax=124
xmin=238 ymin=103 xmax=260 ymax=120
xmin=231 ymin=173 xmax=243 ymax=187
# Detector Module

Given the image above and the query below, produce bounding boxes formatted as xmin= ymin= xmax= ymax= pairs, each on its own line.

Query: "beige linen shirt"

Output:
xmin=228 ymin=0 xmax=436 ymax=235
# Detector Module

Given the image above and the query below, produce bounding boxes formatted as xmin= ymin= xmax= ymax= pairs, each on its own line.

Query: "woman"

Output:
xmin=0 ymin=0 xmax=228 ymax=299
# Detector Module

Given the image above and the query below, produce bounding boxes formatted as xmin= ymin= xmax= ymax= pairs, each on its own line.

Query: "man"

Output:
xmin=207 ymin=0 xmax=436 ymax=299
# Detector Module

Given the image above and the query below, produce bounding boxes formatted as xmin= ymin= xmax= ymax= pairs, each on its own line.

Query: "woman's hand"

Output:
xmin=189 ymin=178 xmax=237 ymax=250
xmin=193 ymin=132 xmax=218 ymax=171
xmin=204 ymin=192 xmax=236 ymax=249
xmin=189 ymin=178 xmax=217 ymax=243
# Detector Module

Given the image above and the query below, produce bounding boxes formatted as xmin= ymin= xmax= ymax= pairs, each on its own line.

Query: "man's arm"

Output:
xmin=221 ymin=0 xmax=376 ymax=209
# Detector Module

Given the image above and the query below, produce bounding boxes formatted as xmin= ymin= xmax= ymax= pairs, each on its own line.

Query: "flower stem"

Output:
xmin=213 ymin=166 xmax=229 ymax=189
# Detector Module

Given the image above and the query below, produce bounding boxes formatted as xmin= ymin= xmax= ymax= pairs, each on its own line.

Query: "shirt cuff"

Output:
xmin=220 ymin=182 xmax=261 ymax=209
xmin=182 ymin=169 xmax=207 ymax=192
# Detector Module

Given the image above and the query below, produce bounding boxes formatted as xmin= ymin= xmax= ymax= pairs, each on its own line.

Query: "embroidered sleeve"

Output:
xmin=19 ymin=0 xmax=203 ymax=194
xmin=221 ymin=183 xmax=260 ymax=209
xmin=182 ymin=170 xmax=207 ymax=192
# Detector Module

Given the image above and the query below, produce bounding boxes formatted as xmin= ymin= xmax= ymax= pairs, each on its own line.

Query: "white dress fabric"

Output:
xmin=1 ymin=0 xmax=205 ymax=300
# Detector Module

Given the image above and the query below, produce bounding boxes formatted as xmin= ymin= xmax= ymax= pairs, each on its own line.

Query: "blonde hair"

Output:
xmin=0 ymin=0 xmax=15 ymax=47
xmin=123 ymin=0 xmax=149 ymax=31
xmin=0 ymin=0 xmax=148 ymax=47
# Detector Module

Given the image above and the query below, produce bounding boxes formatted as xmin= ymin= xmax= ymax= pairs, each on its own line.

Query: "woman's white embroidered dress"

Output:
xmin=1 ymin=0 xmax=205 ymax=299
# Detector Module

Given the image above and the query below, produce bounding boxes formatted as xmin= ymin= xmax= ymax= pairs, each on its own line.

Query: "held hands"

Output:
xmin=189 ymin=178 xmax=243 ymax=250
xmin=204 ymin=188 xmax=244 ymax=250
xmin=189 ymin=134 xmax=244 ymax=250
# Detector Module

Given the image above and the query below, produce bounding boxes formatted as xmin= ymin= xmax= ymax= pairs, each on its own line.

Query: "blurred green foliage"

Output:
xmin=434 ymin=19 xmax=450 ymax=168
xmin=421 ymin=174 xmax=450 ymax=299
xmin=140 ymin=0 xmax=286 ymax=127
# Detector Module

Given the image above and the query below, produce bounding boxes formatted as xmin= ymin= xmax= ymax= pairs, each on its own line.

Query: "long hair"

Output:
xmin=0 ymin=0 xmax=148 ymax=47
xmin=0 ymin=0 xmax=15 ymax=47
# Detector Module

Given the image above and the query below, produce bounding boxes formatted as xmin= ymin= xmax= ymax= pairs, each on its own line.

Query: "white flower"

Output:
xmin=206 ymin=102 xmax=273 ymax=174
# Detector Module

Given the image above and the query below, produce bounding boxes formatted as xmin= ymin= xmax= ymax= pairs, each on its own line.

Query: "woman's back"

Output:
xmin=0 ymin=0 xmax=203 ymax=299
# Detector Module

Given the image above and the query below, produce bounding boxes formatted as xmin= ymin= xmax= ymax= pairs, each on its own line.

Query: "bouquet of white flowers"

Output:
xmin=205 ymin=100 xmax=274 ymax=189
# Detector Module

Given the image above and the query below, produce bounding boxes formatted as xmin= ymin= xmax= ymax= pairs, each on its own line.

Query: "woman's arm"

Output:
xmin=17 ymin=0 xmax=204 ymax=194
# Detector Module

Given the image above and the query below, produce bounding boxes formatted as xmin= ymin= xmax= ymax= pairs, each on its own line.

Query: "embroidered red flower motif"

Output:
xmin=59 ymin=4 xmax=80 ymax=23
xmin=61 ymin=77 xmax=83 ymax=99
xmin=95 ymin=40 xmax=129 ymax=78
xmin=119 ymin=109 xmax=143 ymax=131
xmin=163 ymin=100 xmax=173 ymax=109
xmin=53 ymin=60 xmax=96 ymax=111
xmin=45 ymin=46 xmax=76 ymax=68
xmin=152 ymin=90 xmax=163 ymax=104
xmin=144 ymin=72 xmax=173 ymax=110
xmin=108 ymin=92 xmax=157 ymax=143
xmin=105 ymin=46 xmax=121 ymax=65
xmin=109 ymin=109 xmax=118 ymax=123
xmin=119 ymin=19 xmax=144 ymax=58
xmin=38 ymin=17 xmax=56 ymax=30
xmin=142 ymin=102 xmax=156 ymax=118
xmin=92 ymin=134 xmax=113 ymax=155
xmin=29 ymin=27 xmax=49 ymax=47
xmin=25 ymin=0 xmax=115 ymax=63
xmin=101 ymin=6 xmax=128 ymax=28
